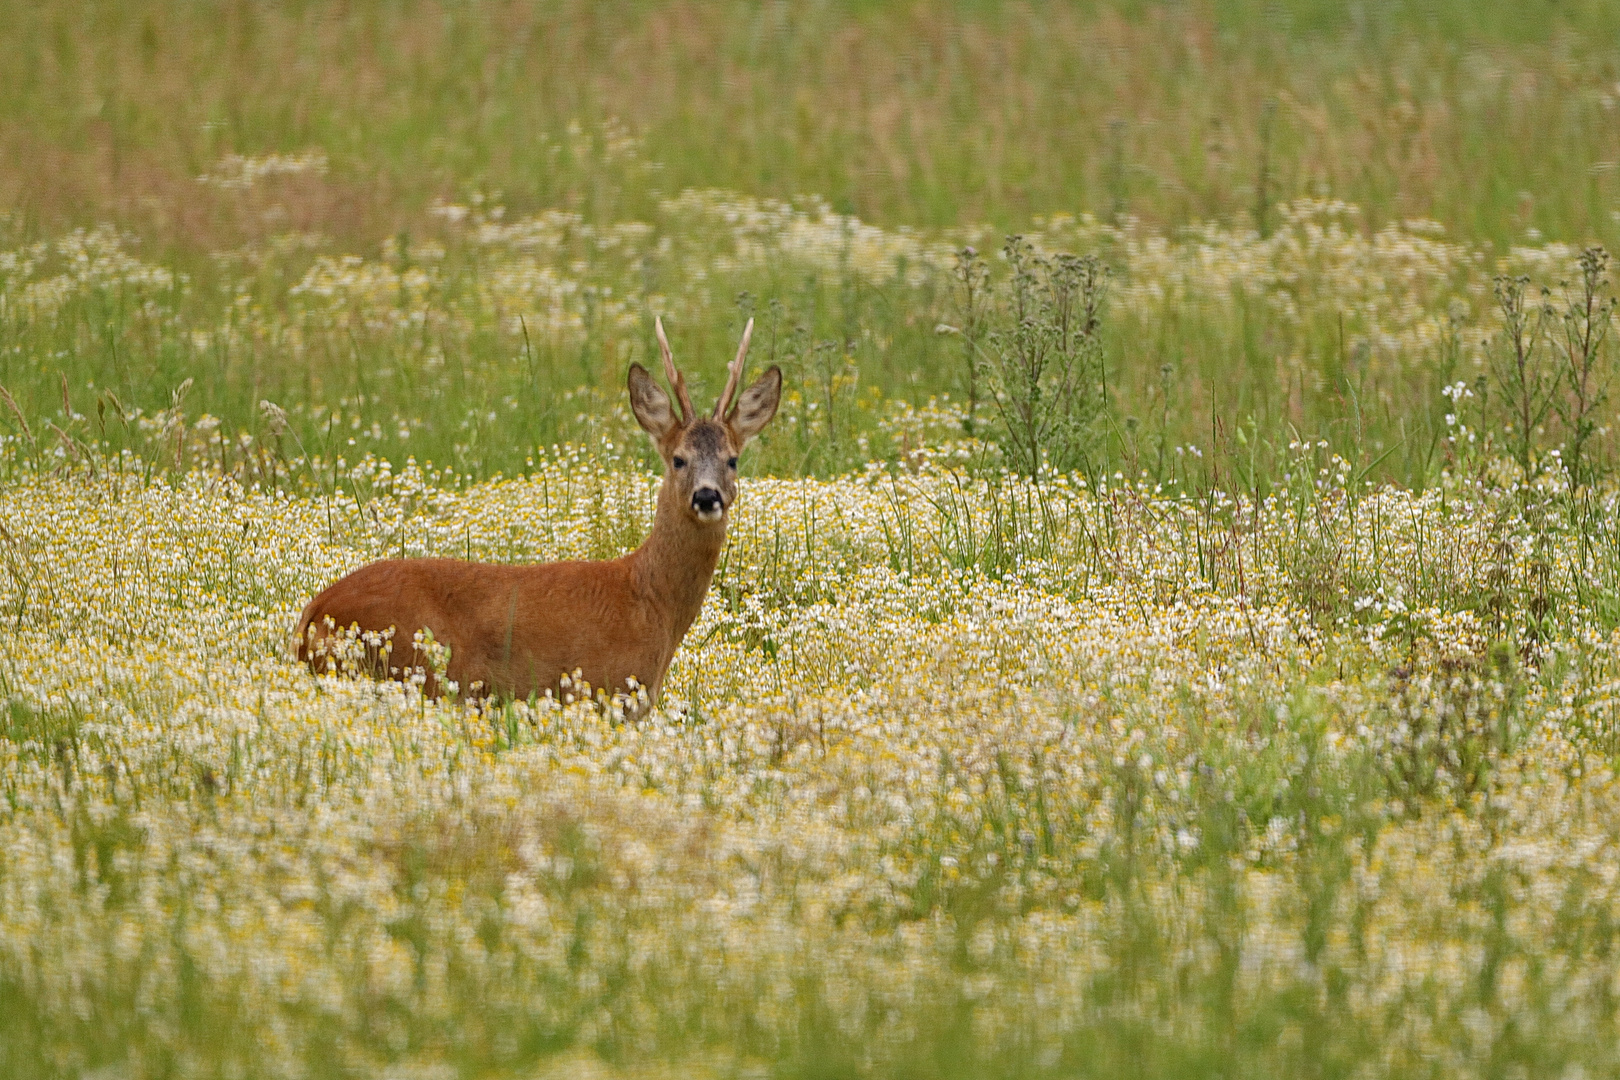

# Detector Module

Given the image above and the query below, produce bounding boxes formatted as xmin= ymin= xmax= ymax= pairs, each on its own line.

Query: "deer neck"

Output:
xmin=630 ymin=478 xmax=727 ymax=640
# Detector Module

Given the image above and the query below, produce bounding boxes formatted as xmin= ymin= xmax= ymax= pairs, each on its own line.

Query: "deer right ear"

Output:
xmin=628 ymin=363 xmax=679 ymax=440
xmin=730 ymin=365 xmax=783 ymax=445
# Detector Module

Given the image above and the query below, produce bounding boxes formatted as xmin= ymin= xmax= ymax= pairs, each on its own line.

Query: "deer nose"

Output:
xmin=692 ymin=487 xmax=724 ymax=517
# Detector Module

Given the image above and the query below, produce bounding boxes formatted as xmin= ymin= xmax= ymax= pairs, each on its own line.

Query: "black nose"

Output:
xmin=692 ymin=487 xmax=723 ymax=514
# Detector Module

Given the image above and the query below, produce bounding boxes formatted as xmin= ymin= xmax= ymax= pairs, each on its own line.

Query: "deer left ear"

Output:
xmin=729 ymin=365 xmax=782 ymax=445
xmin=628 ymin=363 xmax=679 ymax=440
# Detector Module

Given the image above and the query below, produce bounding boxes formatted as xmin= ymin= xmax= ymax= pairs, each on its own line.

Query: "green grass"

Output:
xmin=5 ymin=16 xmax=1620 ymax=1070
xmin=1 ymin=0 xmax=1618 ymax=490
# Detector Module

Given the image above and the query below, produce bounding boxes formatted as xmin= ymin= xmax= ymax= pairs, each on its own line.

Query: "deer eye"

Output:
xmin=727 ymin=457 xmax=738 ymax=470
xmin=672 ymin=456 xmax=687 ymax=469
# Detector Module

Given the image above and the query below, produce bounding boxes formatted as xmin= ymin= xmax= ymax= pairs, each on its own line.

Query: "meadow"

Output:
xmin=6 ymin=1 xmax=1620 ymax=1076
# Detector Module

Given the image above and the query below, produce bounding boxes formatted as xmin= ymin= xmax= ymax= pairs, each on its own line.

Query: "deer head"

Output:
xmin=627 ymin=317 xmax=782 ymax=524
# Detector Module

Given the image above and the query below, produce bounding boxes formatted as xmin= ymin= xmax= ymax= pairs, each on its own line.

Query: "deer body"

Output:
xmin=296 ymin=319 xmax=779 ymax=710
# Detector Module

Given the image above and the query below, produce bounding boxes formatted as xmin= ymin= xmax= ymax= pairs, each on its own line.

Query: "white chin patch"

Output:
xmin=694 ymin=506 xmax=725 ymax=523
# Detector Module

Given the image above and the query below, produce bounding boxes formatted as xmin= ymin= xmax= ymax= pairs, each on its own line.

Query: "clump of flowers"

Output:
xmin=2 ymin=439 xmax=1620 ymax=1075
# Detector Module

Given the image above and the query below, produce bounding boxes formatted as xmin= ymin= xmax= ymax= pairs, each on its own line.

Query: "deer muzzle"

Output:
xmin=692 ymin=487 xmax=724 ymax=521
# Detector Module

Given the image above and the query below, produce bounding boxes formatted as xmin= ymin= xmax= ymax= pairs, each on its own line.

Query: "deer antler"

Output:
xmin=714 ymin=317 xmax=754 ymax=419
xmin=654 ymin=316 xmax=695 ymax=423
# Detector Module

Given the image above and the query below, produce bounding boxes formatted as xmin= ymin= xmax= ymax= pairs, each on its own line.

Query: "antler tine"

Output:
xmin=654 ymin=316 xmax=694 ymax=423
xmin=714 ymin=317 xmax=754 ymax=419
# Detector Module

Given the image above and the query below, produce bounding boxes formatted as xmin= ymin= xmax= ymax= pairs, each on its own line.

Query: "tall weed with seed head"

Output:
xmin=981 ymin=238 xmax=1111 ymax=480
xmin=948 ymin=245 xmax=992 ymax=437
xmin=1553 ymin=248 xmax=1617 ymax=487
xmin=1486 ymin=273 xmax=1558 ymax=481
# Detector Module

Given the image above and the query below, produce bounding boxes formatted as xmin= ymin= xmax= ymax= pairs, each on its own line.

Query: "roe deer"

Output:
xmin=295 ymin=318 xmax=780 ymax=711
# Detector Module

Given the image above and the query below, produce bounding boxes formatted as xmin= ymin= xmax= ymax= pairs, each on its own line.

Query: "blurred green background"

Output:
xmin=6 ymin=0 xmax=1620 ymax=242
xmin=2 ymin=0 xmax=1618 ymax=484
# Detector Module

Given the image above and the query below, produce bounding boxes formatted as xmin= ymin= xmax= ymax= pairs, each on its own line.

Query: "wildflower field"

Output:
xmin=8 ymin=2 xmax=1620 ymax=1077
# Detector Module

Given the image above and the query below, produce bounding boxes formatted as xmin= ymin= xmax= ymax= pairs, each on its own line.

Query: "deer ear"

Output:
xmin=729 ymin=365 xmax=782 ymax=445
xmin=628 ymin=363 xmax=678 ymax=440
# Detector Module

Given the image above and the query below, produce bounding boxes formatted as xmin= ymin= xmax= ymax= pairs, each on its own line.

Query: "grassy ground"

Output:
xmin=6 ymin=1 xmax=1620 ymax=1076
xmin=6 ymin=453 xmax=1620 ymax=1078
